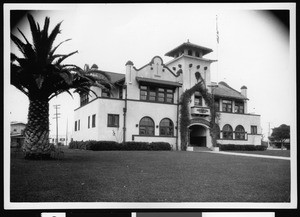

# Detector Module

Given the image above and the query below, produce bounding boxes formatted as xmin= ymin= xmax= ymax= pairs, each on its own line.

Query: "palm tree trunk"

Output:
xmin=23 ymin=98 xmax=52 ymax=159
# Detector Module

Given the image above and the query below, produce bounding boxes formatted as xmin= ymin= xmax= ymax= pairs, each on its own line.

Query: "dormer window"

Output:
xmin=80 ymin=92 xmax=89 ymax=106
xmin=188 ymin=50 xmax=193 ymax=56
xmin=195 ymin=51 xmax=200 ymax=57
xmin=234 ymin=101 xmax=244 ymax=114
xmin=101 ymin=88 xmax=110 ymax=98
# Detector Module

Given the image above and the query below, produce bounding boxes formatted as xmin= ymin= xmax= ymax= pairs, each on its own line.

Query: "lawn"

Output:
xmin=10 ymin=147 xmax=290 ymax=202
xmin=223 ymin=150 xmax=290 ymax=157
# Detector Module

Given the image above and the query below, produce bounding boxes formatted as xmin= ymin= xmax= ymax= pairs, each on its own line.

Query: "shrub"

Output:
xmin=273 ymin=143 xmax=290 ymax=150
xmin=69 ymin=141 xmax=86 ymax=150
xmin=149 ymin=142 xmax=171 ymax=151
xmin=122 ymin=141 xmax=150 ymax=150
xmin=69 ymin=140 xmax=172 ymax=151
xmin=88 ymin=141 xmax=121 ymax=151
xmin=220 ymin=144 xmax=267 ymax=151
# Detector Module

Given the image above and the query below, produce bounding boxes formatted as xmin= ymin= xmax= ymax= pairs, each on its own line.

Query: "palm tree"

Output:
xmin=11 ymin=14 xmax=111 ymax=159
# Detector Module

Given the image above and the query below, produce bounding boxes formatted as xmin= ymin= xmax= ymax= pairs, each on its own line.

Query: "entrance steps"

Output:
xmin=187 ymin=146 xmax=212 ymax=152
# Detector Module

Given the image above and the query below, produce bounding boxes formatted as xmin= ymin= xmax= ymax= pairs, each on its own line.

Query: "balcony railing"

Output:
xmin=191 ymin=106 xmax=210 ymax=116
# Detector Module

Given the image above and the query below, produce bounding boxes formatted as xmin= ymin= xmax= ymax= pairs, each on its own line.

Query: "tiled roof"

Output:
xmin=99 ymin=71 xmax=125 ymax=83
xmin=136 ymin=77 xmax=182 ymax=87
xmin=165 ymin=42 xmax=213 ymax=57
xmin=11 ymin=121 xmax=26 ymax=125
xmin=213 ymin=81 xmax=248 ymax=100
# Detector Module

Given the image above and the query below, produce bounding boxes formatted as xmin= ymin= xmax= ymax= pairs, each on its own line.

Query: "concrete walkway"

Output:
xmin=197 ymin=150 xmax=290 ymax=161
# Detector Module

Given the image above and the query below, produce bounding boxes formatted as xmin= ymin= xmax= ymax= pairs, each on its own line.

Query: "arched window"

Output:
xmin=235 ymin=125 xmax=245 ymax=140
xmin=159 ymin=118 xmax=174 ymax=136
xmin=222 ymin=124 xmax=233 ymax=139
xmin=188 ymin=50 xmax=193 ymax=56
xmin=139 ymin=117 xmax=155 ymax=135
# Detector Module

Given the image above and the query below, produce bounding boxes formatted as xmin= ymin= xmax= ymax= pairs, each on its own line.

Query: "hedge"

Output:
xmin=68 ymin=140 xmax=171 ymax=151
xmin=150 ymin=142 xmax=172 ymax=150
xmin=273 ymin=143 xmax=290 ymax=150
xmin=219 ymin=144 xmax=267 ymax=151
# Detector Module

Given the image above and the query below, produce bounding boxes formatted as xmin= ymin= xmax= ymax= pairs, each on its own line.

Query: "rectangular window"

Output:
xmin=157 ymin=88 xmax=165 ymax=102
xmin=235 ymin=101 xmax=244 ymax=113
xmin=88 ymin=116 xmax=90 ymax=129
xmin=80 ymin=92 xmax=89 ymax=106
xmin=101 ymin=88 xmax=110 ymax=98
xmin=119 ymin=87 xmax=123 ymax=99
xmin=78 ymin=120 xmax=80 ymax=131
xmin=149 ymin=87 xmax=156 ymax=101
xmin=108 ymin=114 xmax=119 ymax=127
xmin=194 ymin=91 xmax=202 ymax=106
xmin=251 ymin=125 xmax=257 ymax=134
xmin=140 ymin=85 xmax=174 ymax=104
xmin=166 ymin=89 xmax=174 ymax=103
xmin=92 ymin=114 xmax=96 ymax=128
xmin=140 ymin=85 xmax=148 ymax=100
xmin=74 ymin=121 xmax=77 ymax=131
xmin=222 ymin=100 xmax=232 ymax=112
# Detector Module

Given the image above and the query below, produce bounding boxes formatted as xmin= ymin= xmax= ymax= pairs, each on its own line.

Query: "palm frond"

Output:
xmin=55 ymin=51 xmax=78 ymax=65
xmin=17 ymin=28 xmax=30 ymax=44
xmin=11 ymin=14 xmax=114 ymax=102
xmin=11 ymin=53 xmax=18 ymax=62
xmin=47 ymin=21 xmax=63 ymax=52
xmin=49 ymin=39 xmax=71 ymax=57
xmin=27 ymin=14 xmax=40 ymax=50
xmin=49 ymin=88 xmax=74 ymax=101
xmin=42 ymin=16 xmax=50 ymax=40
xmin=11 ymin=33 xmax=26 ymax=54
xmin=59 ymin=71 xmax=73 ymax=85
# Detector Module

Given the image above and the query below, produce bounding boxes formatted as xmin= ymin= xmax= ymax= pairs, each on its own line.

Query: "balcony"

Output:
xmin=191 ymin=106 xmax=210 ymax=116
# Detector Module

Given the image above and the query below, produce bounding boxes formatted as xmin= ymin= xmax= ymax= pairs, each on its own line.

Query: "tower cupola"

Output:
xmin=165 ymin=40 xmax=213 ymax=59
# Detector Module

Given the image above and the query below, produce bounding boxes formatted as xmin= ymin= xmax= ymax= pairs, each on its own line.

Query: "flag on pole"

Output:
xmin=216 ymin=15 xmax=219 ymax=44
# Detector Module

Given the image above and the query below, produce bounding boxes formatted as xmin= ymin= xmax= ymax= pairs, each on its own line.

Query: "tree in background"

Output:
xmin=269 ymin=124 xmax=290 ymax=150
xmin=11 ymin=14 xmax=112 ymax=159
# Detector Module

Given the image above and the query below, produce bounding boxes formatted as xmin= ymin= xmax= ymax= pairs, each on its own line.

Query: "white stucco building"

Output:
xmin=72 ymin=41 xmax=262 ymax=150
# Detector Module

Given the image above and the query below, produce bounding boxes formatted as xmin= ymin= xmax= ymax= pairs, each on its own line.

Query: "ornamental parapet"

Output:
xmin=190 ymin=106 xmax=210 ymax=116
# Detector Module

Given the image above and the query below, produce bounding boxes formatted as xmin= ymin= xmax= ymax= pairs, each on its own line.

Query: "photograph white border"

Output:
xmin=3 ymin=2 xmax=297 ymax=210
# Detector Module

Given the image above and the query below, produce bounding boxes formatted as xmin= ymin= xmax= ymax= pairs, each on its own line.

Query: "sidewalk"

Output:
xmin=198 ymin=150 xmax=290 ymax=161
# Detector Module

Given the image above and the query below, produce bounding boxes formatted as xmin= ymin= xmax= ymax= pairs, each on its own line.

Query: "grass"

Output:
xmin=10 ymin=147 xmax=290 ymax=202
xmin=223 ymin=150 xmax=290 ymax=157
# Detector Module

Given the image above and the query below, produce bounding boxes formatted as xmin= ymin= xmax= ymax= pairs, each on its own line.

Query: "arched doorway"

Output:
xmin=189 ymin=124 xmax=208 ymax=147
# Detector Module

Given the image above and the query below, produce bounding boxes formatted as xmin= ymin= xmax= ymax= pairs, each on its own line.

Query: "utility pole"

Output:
xmin=216 ymin=14 xmax=219 ymax=83
xmin=53 ymin=105 xmax=61 ymax=146
xmin=267 ymin=122 xmax=271 ymax=148
xmin=65 ymin=118 xmax=68 ymax=146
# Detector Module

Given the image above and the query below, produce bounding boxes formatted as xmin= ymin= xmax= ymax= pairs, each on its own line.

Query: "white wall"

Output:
xmin=217 ymin=112 xmax=262 ymax=145
xmin=72 ymin=99 xmax=100 ymax=141
xmin=125 ymin=100 xmax=178 ymax=148
xmin=97 ymin=98 xmax=124 ymax=142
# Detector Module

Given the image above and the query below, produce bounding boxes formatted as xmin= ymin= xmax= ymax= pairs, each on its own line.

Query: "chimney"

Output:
xmin=125 ymin=60 xmax=134 ymax=84
xmin=241 ymin=85 xmax=247 ymax=97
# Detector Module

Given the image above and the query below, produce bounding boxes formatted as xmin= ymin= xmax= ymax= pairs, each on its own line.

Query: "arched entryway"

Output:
xmin=189 ymin=125 xmax=207 ymax=147
xmin=189 ymin=124 xmax=208 ymax=147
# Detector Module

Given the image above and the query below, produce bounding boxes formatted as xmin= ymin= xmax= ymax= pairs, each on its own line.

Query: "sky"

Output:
xmin=5 ymin=3 xmax=296 ymax=141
